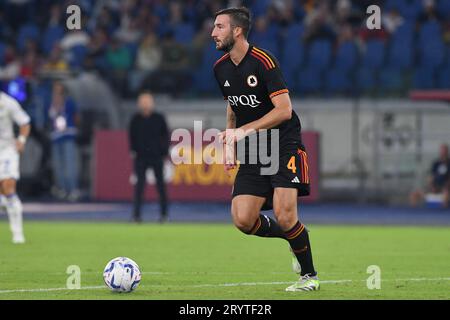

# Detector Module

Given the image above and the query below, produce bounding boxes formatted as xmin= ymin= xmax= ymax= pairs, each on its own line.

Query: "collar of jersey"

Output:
xmin=230 ymin=45 xmax=253 ymax=67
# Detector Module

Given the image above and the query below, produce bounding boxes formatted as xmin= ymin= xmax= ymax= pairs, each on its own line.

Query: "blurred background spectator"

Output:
xmin=410 ymin=144 xmax=450 ymax=208
xmin=48 ymin=81 xmax=80 ymax=202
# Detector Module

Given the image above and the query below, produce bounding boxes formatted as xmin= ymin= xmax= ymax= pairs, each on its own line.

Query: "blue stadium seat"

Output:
xmin=356 ymin=67 xmax=377 ymax=91
xmin=194 ymin=44 xmax=222 ymax=94
xmin=418 ymin=21 xmax=442 ymax=46
xmin=251 ymin=0 xmax=272 ymax=17
xmin=379 ymin=67 xmax=404 ymax=91
xmin=437 ymin=66 xmax=450 ymax=89
xmin=17 ymin=23 xmax=40 ymax=51
xmin=418 ymin=40 xmax=445 ymax=68
xmin=0 ymin=42 xmax=5 ymax=65
xmin=324 ymin=67 xmax=353 ymax=93
xmin=442 ymin=44 xmax=450 ymax=67
xmin=385 ymin=0 xmax=422 ymax=20
xmin=280 ymin=39 xmax=304 ymax=88
xmin=398 ymin=0 xmax=422 ymax=20
xmin=42 ymin=25 xmax=65 ymax=54
xmin=384 ymin=0 xmax=401 ymax=11
xmin=250 ymin=24 xmax=280 ymax=58
xmin=297 ymin=67 xmax=322 ymax=93
xmin=437 ymin=0 xmax=450 ymax=19
xmin=285 ymin=23 xmax=304 ymax=40
xmin=413 ymin=66 xmax=436 ymax=89
xmin=386 ymin=39 xmax=414 ymax=70
xmin=306 ymin=39 xmax=332 ymax=71
xmin=334 ymin=41 xmax=358 ymax=71
xmin=391 ymin=21 xmax=415 ymax=44
xmin=173 ymin=23 xmax=195 ymax=44
xmin=361 ymin=39 xmax=386 ymax=69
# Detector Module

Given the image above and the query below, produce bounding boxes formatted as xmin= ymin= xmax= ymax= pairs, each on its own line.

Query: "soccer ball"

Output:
xmin=103 ymin=257 xmax=141 ymax=293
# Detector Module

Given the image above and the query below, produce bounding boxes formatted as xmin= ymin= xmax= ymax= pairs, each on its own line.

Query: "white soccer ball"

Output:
xmin=103 ymin=257 xmax=141 ymax=293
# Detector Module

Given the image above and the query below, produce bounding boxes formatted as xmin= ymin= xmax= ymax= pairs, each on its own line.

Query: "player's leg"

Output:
xmin=0 ymin=148 xmax=25 ymax=243
xmin=0 ymin=179 xmax=25 ymax=244
xmin=232 ymin=195 xmax=287 ymax=238
xmin=409 ymin=189 xmax=424 ymax=207
xmin=443 ymin=185 xmax=449 ymax=208
xmin=51 ymin=141 xmax=66 ymax=198
xmin=273 ymin=187 xmax=318 ymax=291
xmin=273 ymin=188 xmax=316 ymax=276
xmin=0 ymin=184 xmax=5 ymax=214
xmin=64 ymin=139 xmax=80 ymax=201
xmin=132 ymin=157 xmax=147 ymax=222
xmin=231 ymin=167 xmax=286 ymax=239
xmin=152 ymin=160 xmax=168 ymax=222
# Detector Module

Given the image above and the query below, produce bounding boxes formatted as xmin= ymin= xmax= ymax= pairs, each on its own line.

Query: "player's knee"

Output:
xmin=1 ymin=180 xmax=16 ymax=196
xmin=231 ymin=209 xmax=254 ymax=234
xmin=273 ymin=207 xmax=297 ymax=230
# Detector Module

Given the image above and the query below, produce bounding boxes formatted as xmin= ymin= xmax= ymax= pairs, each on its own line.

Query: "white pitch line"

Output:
xmin=0 ymin=278 xmax=449 ymax=294
xmin=396 ymin=277 xmax=450 ymax=282
xmin=0 ymin=286 xmax=105 ymax=294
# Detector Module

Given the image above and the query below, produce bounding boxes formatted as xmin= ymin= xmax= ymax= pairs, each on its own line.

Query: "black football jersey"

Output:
xmin=213 ymin=45 xmax=303 ymax=155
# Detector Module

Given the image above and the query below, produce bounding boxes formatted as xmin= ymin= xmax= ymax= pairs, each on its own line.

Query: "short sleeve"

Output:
xmin=6 ymin=95 xmax=30 ymax=126
xmin=260 ymin=55 xmax=289 ymax=99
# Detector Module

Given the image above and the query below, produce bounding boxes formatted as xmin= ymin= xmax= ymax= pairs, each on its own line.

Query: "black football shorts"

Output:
xmin=231 ymin=146 xmax=311 ymax=211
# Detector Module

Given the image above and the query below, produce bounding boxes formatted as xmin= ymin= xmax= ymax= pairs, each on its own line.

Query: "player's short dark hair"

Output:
xmin=214 ymin=7 xmax=252 ymax=39
xmin=138 ymin=89 xmax=153 ymax=97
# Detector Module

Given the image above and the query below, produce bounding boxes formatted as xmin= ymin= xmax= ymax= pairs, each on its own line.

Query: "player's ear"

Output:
xmin=233 ymin=26 xmax=242 ymax=38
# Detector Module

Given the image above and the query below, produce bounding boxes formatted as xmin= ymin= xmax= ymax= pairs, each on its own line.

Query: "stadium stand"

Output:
xmin=0 ymin=0 xmax=448 ymax=100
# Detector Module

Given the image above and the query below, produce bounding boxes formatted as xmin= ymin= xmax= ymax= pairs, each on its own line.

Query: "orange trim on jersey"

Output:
xmin=250 ymin=52 xmax=271 ymax=70
xmin=269 ymin=89 xmax=289 ymax=99
xmin=214 ymin=53 xmax=230 ymax=67
xmin=253 ymin=47 xmax=276 ymax=68
xmin=251 ymin=49 xmax=274 ymax=69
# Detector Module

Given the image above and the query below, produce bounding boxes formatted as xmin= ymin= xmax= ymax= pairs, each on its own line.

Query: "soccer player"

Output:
xmin=0 ymin=91 xmax=30 ymax=244
xmin=212 ymin=7 xmax=319 ymax=291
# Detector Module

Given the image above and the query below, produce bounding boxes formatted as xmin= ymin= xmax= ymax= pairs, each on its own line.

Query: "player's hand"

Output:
xmin=16 ymin=140 xmax=26 ymax=153
xmin=218 ymin=128 xmax=248 ymax=145
xmin=219 ymin=136 xmax=236 ymax=176
xmin=218 ymin=130 xmax=231 ymax=145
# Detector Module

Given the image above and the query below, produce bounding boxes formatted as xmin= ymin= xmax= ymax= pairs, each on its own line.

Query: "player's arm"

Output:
xmin=227 ymin=52 xmax=292 ymax=142
xmin=220 ymin=93 xmax=292 ymax=145
xmin=226 ymin=103 xmax=236 ymax=129
xmin=219 ymin=104 xmax=237 ymax=171
xmin=8 ymin=96 xmax=31 ymax=153
xmin=16 ymin=123 xmax=31 ymax=153
xmin=240 ymin=93 xmax=292 ymax=133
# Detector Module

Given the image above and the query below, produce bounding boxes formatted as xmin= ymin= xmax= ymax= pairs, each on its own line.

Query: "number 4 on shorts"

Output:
xmin=287 ymin=156 xmax=296 ymax=174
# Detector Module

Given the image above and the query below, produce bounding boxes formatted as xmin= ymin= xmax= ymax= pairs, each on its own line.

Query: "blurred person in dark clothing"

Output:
xmin=128 ymin=91 xmax=169 ymax=223
xmin=410 ymin=144 xmax=450 ymax=208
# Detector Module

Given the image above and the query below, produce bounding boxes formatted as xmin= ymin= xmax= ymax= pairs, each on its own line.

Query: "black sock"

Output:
xmin=285 ymin=221 xmax=316 ymax=276
xmin=247 ymin=215 xmax=286 ymax=239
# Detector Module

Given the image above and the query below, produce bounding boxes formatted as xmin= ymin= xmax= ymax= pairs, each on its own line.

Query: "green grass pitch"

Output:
xmin=0 ymin=221 xmax=449 ymax=300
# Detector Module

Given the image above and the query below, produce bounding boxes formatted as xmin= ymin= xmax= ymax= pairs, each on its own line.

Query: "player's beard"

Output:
xmin=217 ymin=32 xmax=235 ymax=52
